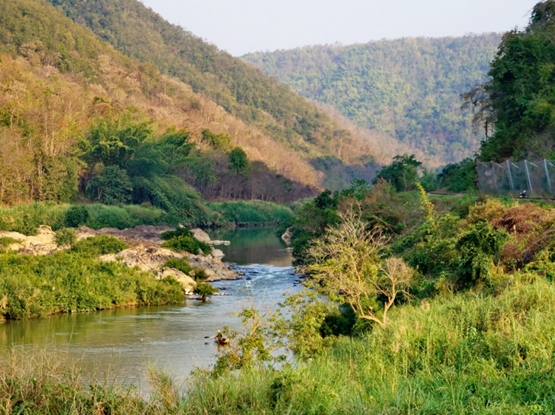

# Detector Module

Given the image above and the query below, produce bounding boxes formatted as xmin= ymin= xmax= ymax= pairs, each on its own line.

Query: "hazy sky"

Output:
xmin=140 ymin=0 xmax=536 ymax=56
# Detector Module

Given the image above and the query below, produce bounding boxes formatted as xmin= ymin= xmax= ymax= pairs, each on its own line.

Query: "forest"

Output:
xmin=243 ymin=34 xmax=501 ymax=167
xmin=45 ymin=0 xmax=383 ymax=186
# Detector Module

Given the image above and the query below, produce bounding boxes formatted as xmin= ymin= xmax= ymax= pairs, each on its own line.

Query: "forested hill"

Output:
xmin=46 ymin=0 xmax=383 ymax=188
xmin=243 ymin=35 xmax=502 ymax=166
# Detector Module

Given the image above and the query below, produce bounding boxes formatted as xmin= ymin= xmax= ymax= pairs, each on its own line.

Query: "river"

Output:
xmin=0 ymin=227 xmax=299 ymax=388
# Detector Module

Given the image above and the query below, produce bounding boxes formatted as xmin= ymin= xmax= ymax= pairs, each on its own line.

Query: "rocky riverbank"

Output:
xmin=0 ymin=225 xmax=239 ymax=292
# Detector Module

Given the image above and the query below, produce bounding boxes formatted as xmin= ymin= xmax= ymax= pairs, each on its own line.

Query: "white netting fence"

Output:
xmin=477 ymin=160 xmax=555 ymax=198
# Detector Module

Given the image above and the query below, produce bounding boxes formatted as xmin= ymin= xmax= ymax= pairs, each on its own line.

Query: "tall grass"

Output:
xmin=0 ymin=243 xmax=184 ymax=320
xmin=2 ymin=275 xmax=554 ymax=413
xmin=209 ymin=200 xmax=294 ymax=225
xmin=0 ymin=202 xmax=174 ymax=234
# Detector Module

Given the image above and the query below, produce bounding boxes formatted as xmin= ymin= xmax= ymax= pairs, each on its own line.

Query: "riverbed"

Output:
xmin=0 ymin=228 xmax=299 ymax=388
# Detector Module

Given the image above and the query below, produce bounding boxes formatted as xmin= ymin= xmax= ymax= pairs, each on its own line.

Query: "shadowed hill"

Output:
xmin=46 ymin=0 xmax=384 ymax=187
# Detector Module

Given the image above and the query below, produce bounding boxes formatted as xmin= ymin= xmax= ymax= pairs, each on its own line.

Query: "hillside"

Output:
xmin=0 ymin=0 xmax=321 ymax=210
xmin=46 ymin=0 xmax=384 ymax=187
xmin=243 ymin=35 xmax=502 ymax=167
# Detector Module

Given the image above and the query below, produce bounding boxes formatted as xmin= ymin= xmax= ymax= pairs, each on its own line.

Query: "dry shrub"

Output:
xmin=491 ymin=203 xmax=549 ymax=234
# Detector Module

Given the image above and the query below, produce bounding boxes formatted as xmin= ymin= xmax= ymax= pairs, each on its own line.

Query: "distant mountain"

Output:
xmin=243 ymin=35 xmax=502 ymax=167
xmin=47 ymin=0 xmax=384 ymax=188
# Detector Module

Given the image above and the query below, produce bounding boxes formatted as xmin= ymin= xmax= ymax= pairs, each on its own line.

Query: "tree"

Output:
xmin=372 ymin=154 xmax=422 ymax=191
xmin=229 ymin=147 xmax=250 ymax=175
xmin=85 ymin=165 xmax=133 ymax=205
xmin=306 ymin=207 xmax=413 ymax=328
xmin=194 ymin=282 xmax=219 ymax=302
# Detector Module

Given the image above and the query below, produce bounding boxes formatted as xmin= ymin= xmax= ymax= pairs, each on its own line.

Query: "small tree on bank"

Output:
xmin=306 ymin=206 xmax=413 ymax=328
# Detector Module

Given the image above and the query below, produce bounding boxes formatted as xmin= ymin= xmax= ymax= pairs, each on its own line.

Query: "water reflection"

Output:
xmin=0 ymin=228 xmax=299 ymax=389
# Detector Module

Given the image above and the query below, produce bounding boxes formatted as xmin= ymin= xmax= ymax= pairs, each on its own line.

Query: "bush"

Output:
xmin=162 ymin=235 xmax=211 ymax=255
xmin=0 ymin=251 xmax=184 ymax=320
xmin=0 ymin=237 xmax=19 ymax=248
xmin=163 ymin=258 xmax=193 ymax=275
xmin=71 ymin=235 xmax=128 ymax=256
xmin=194 ymin=282 xmax=218 ymax=301
xmin=55 ymin=228 xmax=77 ymax=247
xmin=64 ymin=205 xmax=89 ymax=228
xmin=209 ymin=200 xmax=294 ymax=224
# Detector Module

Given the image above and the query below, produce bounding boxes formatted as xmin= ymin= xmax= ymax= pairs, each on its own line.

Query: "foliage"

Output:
xmin=228 ymin=147 xmax=251 ymax=175
xmin=208 ymin=200 xmax=294 ymax=225
xmin=373 ymin=154 xmax=422 ymax=191
xmin=54 ymin=228 xmax=76 ymax=247
xmin=438 ymin=157 xmax=477 ymax=192
xmin=162 ymin=258 xmax=193 ymax=275
xmin=162 ymin=235 xmax=211 ymax=255
xmin=244 ymin=34 xmax=501 ymax=165
xmin=70 ymin=235 xmax=128 ymax=257
xmin=478 ymin=1 xmax=555 ymax=161
xmin=64 ymin=205 xmax=89 ymax=228
xmin=86 ymin=166 xmax=133 ymax=205
xmin=193 ymin=282 xmax=218 ymax=302
xmin=306 ymin=208 xmax=414 ymax=328
xmin=0 ymin=250 xmax=183 ymax=320
xmin=201 ymin=129 xmax=231 ymax=150
xmin=0 ymin=237 xmax=19 ymax=248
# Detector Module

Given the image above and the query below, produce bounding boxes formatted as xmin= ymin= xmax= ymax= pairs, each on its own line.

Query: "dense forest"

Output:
xmin=46 ymin=0 xmax=383 ymax=186
xmin=243 ymin=34 xmax=501 ymax=167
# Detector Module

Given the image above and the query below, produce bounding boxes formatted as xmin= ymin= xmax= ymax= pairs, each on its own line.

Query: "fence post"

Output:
xmin=506 ymin=160 xmax=515 ymax=192
xmin=524 ymin=160 xmax=533 ymax=196
xmin=544 ymin=159 xmax=553 ymax=196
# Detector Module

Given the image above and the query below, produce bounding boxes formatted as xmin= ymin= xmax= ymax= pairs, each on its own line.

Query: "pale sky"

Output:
xmin=140 ymin=0 xmax=536 ymax=56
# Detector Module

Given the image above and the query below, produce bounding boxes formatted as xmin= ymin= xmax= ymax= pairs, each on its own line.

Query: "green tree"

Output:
xmin=86 ymin=165 xmax=133 ymax=205
xmin=373 ymin=154 xmax=422 ymax=191
xmin=229 ymin=147 xmax=250 ymax=175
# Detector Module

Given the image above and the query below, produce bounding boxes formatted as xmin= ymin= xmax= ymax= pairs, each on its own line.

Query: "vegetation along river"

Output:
xmin=0 ymin=227 xmax=299 ymax=389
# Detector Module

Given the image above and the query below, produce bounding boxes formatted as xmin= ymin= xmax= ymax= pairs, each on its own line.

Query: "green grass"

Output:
xmin=3 ymin=274 xmax=555 ymax=413
xmin=209 ymin=200 xmax=294 ymax=225
xmin=0 ymin=247 xmax=184 ymax=320
xmin=0 ymin=202 xmax=174 ymax=235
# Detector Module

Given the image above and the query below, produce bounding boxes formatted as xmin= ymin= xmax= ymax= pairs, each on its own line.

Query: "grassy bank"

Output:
xmin=2 ymin=274 xmax=554 ymax=413
xmin=209 ymin=200 xmax=294 ymax=226
xmin=0 ymin=236 xmax=184 ymax=320
xmin=0 ymin=202 xmax=174 ymax=235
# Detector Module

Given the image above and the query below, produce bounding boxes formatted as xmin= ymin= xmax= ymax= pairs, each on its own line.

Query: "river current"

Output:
xmin=0 ymin=227 xmax=299 ymax=388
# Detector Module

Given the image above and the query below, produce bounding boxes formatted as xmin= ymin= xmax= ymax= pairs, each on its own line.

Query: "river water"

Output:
xmin=0 ymin=228 xmax=298 ymax=388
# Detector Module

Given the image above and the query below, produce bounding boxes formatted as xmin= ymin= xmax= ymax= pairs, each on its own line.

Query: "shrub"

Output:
xmin=194 ymin=282 xmax=218 ymax=301
xmin=162 ymin=235 xmax=211 ymax=255
xmin=64 ymin=205 xmax=89 ymax=228
xmin=55 ymin=228 xmax=77 ymax=247
xmin=0 ymin=237 xmax=19 ymax=248
xmin=160 ymin=228 xmax=193 ymax=240
xmin=163 ymin=258 xmax=193 ymax=275
xmin=71 ymin=235 xmax=128 ymax=256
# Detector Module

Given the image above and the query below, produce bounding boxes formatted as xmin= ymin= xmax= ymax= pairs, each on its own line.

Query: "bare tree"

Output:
xmin=306 ymin=206 xmax=413 ymax=328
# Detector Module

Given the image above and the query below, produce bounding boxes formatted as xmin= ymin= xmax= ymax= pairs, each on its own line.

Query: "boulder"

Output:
xmin=281 ymin=227 xmax=292 ymax=246
xmin=3 ymin=226 xmax=59 ymax=255
xmin=184 ymin=252 xmax=237 ymax=281
xmin=191 ymin=228 xmax=211 ymax=244
xmin=156 ymin=267 xmax=197 ymax=295
xmin=211 ymin=248 xmax=225 ymax=259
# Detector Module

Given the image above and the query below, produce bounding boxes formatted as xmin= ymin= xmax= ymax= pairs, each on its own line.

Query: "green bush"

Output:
xmin=0 ymin=251 xmax=184 ymax=320
xmin=160 ymin=228 xmax=193 ymax=240
xmin=64 ymin=205 xmax=89 ymax=228
xmin=71 ymin=235 xmax=128 ymax=256
xmin=163 ymin=258 xmax=193 ymax=275
xmin=55 ymin=228 xmax=77 ymax=247
xmin=162 ymin=236 xmax=211 ymax=255
xmin=194 ymin=282 xmax=218 ymax=301
xmin=0 ymin=237 xmax=19 ymax=248
xmin=0 ymin=202 xmax=67 ymax=235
